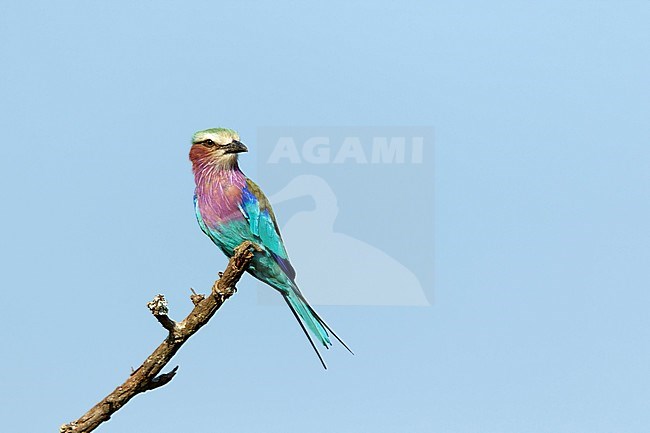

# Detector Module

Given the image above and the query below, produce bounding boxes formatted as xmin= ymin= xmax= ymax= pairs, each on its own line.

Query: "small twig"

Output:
xmin=143 ymin=366 xmax=179 ymax=391
xmin=189 ymin=287 xmax=205 ymax=306
xmin=60 ymin=241 xmax=255 ymax=433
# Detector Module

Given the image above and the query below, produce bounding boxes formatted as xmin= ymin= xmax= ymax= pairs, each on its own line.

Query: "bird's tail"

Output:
xmin=283 ymin=286 xmax=353 ymax=369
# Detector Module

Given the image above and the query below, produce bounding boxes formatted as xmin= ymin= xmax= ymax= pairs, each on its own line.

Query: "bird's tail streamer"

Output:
xmin=283 ymin=286 xmax=354 ymax=369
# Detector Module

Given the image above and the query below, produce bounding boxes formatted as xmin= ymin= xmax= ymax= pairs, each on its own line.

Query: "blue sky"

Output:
xmin=1 ymin=1 xmax=650 ymax=432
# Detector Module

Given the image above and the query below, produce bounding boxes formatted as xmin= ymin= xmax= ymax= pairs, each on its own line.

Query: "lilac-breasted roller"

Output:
xmin=189 ymin=127 xmax=351 ymax=368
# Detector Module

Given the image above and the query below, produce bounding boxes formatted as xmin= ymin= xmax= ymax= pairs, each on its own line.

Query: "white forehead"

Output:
xmin=194 ymin=130 xmax=239 ymax=145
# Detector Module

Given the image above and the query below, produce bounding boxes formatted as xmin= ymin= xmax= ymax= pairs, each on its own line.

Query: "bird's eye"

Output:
xmin=203 ymin=139 xmax=216 ymax=147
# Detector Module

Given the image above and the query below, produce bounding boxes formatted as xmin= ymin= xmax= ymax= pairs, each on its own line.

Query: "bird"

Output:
xmin=189 ymin=127 xmax=352 ymax=368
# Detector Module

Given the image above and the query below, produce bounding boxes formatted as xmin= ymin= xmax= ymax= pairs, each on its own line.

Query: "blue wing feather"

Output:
xmin=240 ymin=179 xmax=297 ymax=281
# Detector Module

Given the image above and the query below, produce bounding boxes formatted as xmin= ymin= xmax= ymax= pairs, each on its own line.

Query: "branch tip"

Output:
xmin=147 ymin=294 xmax=169 ymax=316
xmin=144 ymin=366 xmax=180 ymax=391
xmin=147 ymin=294 xmax=176 ymax=331
xmin=60 ymin=422 xmax=77 ymax=433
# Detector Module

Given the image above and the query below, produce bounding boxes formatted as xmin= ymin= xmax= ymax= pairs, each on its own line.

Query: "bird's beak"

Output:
xmin=224 ymin=140 xmax=248 ymax=154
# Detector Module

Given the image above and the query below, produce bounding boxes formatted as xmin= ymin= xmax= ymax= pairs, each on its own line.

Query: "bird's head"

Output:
xmin=189 ymin=127 xmax=248 ymax=171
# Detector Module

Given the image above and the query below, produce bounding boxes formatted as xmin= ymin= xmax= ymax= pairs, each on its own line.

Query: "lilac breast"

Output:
xmin=195 ymin=168 xmax=247 ymax=227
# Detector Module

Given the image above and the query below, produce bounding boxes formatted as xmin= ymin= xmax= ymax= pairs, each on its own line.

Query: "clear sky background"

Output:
xmin=1 ymin=1 xmax=650 ymax=432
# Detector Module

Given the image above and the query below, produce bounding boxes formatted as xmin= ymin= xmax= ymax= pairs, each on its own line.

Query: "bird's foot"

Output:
xmin=233 ymin=241 xmax=259 ymax=268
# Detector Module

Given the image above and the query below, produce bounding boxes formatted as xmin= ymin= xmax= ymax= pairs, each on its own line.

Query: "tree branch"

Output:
xmin=60 ymin=241 xmax=255 ymax=433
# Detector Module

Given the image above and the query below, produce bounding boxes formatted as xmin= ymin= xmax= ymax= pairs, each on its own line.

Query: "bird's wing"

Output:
xmin=240 ymin=178 xmax=297 ymax=281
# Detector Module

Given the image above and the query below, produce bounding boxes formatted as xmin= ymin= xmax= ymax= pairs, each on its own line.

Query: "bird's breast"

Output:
xmin=195 ymin=176 xmax=247 ymax=228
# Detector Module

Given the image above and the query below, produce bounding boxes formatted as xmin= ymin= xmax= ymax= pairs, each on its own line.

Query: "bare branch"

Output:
xmin=60 ymin=241 xmax=255 ymax=433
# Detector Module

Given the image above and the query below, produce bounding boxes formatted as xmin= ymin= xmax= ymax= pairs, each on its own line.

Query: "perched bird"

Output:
xmin=189 ymin=127 xmax=351 ymax=368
